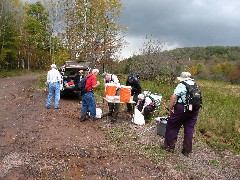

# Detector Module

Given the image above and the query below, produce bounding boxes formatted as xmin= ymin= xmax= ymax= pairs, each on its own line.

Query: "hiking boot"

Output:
xmin=107 ymin=112 xmax=113 ymax=116
xmin=182 ymin=152 xmax=189 ymax=157
xmin=160 ymin=144 xmax=174 ymax=153
xmin=181 ymin=150 xmax=190 ymax=157
xmin=111 ymin=118 xmax=117 ymax=123
xmin=80 ymin=119 xmax=85 ymax=122
xmin=90 ymin=117 xmax=97 ymax=121
xmin=79 ymin=116 xmax=86 ymax=122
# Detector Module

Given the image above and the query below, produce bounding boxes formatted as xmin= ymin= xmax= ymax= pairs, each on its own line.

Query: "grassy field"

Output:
xmin=137 ymin=78 xmax=240 ymax=153
xmin=195 ymin=80 xmax=240 ymax=152
xmin=0 ymin=69 xmax=45 ymax=78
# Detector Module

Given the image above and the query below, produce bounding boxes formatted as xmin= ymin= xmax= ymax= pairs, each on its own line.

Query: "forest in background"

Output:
xmin=1 ymin=0 xmax=240 ymax=84
xmin=0 ymin=0 xmax=124 ymax=70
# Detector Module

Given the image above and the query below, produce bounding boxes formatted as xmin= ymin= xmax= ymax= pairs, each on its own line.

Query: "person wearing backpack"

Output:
xmin=126 ymin=74 xmax=142 ymax=113
xmin=80 ymin=69 xmax=100 ymax=122
xmin=163 ymin=72 xmax=202 ymax=157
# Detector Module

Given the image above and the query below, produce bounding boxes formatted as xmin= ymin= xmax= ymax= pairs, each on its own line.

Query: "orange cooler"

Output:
xmin=105 ymin=83 xmax=117 ymax=96
xmin=120 ymin=86 xmax=132 ymax=102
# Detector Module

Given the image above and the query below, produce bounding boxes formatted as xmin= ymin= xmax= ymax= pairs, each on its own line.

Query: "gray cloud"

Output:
xmin=118 ymin=0 xmax=240 ymax=58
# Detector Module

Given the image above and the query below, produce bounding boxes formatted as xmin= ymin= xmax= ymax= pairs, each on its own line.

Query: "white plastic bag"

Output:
xmin=132 ymin=108 xmax=145 ymax=125
xmin=96 ymin=108 xmax=102 ymax=118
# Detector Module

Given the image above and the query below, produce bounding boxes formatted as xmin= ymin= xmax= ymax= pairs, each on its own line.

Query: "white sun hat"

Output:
xmin=177 ymin=72 xmax=192 ymax=81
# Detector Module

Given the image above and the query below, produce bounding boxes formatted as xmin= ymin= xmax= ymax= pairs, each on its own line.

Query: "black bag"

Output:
xmin=181 ymin=81 xmax=202 ymax=111
xmin=78 ymin=75 xmax=91 ymax=94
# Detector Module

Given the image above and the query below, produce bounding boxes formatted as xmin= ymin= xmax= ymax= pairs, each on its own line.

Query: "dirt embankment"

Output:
xmin=0 ymin=74 xmax=239 ymax=179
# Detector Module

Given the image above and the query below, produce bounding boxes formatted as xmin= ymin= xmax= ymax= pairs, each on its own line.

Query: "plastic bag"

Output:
xmin=96 ymin=108 xmax=102 ymax=118
xmin=132 ymin=108 xmax=145 ymax=125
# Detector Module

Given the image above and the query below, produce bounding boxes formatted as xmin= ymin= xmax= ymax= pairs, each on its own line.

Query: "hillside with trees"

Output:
xmin=116 ymin=45 xmax=240 ymax=84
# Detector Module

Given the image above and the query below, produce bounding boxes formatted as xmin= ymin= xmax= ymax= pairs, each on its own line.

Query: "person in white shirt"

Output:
xmin=103 ymin=73 xmax=120 ymax=118
xmin=46 ymin=64 xmax=61 ymax=109
xmin=136 ymin=94 xmax=155 ymax=122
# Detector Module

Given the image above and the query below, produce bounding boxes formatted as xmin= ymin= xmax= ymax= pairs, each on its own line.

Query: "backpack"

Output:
xmin=77 ymin=75 xmax=91 ymax=94
xmin=148 ymin=93 xmax=162 ymax=107
xmin=181 ymin=81 xmax=202 ymax=111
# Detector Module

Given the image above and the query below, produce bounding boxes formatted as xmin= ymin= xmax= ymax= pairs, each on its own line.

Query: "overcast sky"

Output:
xmin=118 ymin=0 xmax=240 ymax=59
xmin=23 ymin=0 xmax=240 ymax=59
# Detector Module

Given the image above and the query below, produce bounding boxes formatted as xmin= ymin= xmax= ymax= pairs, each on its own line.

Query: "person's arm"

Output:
xmin=144 ymin=97 xmax=151 ymax=107
xmin=92 ymin=81 xmax=100 ymax=89
xmin=92 ymin=75 xmax=100 ymax=89
xmin=57 ymin=70 xmax=61 ymax=82
xmin=168 ymin=94 xmax=178 ymax=115
xmin=138 ymin=83 xmax=142 ymax=94
xmin=47 ymin=71 xmax=50 ymax=83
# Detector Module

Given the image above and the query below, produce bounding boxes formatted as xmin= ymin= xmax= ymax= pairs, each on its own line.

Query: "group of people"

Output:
xmin=45 ymin=64 xmax=200 ymax=157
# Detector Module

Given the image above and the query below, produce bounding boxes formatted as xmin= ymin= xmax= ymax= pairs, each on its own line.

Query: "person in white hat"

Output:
xmin=163 ymin=71 xmax=200 ymax=157
xmin=46 ymin=64 xmax=61 ymax=109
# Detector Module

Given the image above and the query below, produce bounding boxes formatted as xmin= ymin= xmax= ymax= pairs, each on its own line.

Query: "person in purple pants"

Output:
xmin=163 ymin=72 xmax=200 ymax=157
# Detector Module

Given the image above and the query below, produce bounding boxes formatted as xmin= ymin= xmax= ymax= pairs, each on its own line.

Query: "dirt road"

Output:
xmin=0 ymin=74 xmax=239 ymax=179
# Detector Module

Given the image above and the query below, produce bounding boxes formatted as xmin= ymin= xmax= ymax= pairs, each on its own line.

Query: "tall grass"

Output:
xmin=196 ymin=80 xmax=240 ymax=152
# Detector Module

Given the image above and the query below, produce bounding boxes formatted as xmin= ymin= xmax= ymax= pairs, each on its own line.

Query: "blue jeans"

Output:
xmin=46 ymin=82 xmax=60 ymax=109
xmin=81 ymin=92 xmax=96 ymax=119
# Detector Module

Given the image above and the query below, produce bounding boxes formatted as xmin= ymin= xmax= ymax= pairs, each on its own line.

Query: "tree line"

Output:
xmin=0 ymin=0 xmax=124 ymax=70
xmin=115 ymin=36 xmax=240 ymax=84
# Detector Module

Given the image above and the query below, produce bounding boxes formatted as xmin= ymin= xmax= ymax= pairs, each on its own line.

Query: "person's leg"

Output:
xmin=108 ymin=103 xmax=114 ymax=116
xmin=113 ymin=89 xmax=120 ymax=116
xmin=80 ymin=94 xmax=88 ymax=121
xmin=126 ymin=103 xmax=132 ymax=112
xmin=143 ymin=105 xmax=154 ymax=120
xmin=113 ymin=103 xmax=120 ymax=115
xmin=54 ymin=83 xmax=60 ymax=109
xmin=46 ymin=83 xmax=54 ymax=108
xmin=86 ymin=92 xmax=96 ymax=120
xmin=133 ymin=94 xmax=138 ymax=103
xmin=137 ymin=101 xmax=144 ymax=112
xmin=164 ymin=104 xmax=185 ymax=150
xmin=164 ymin=117 xmax=181 ymax=150
xmin=182 ymin=111 xmax=199 ymax=156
